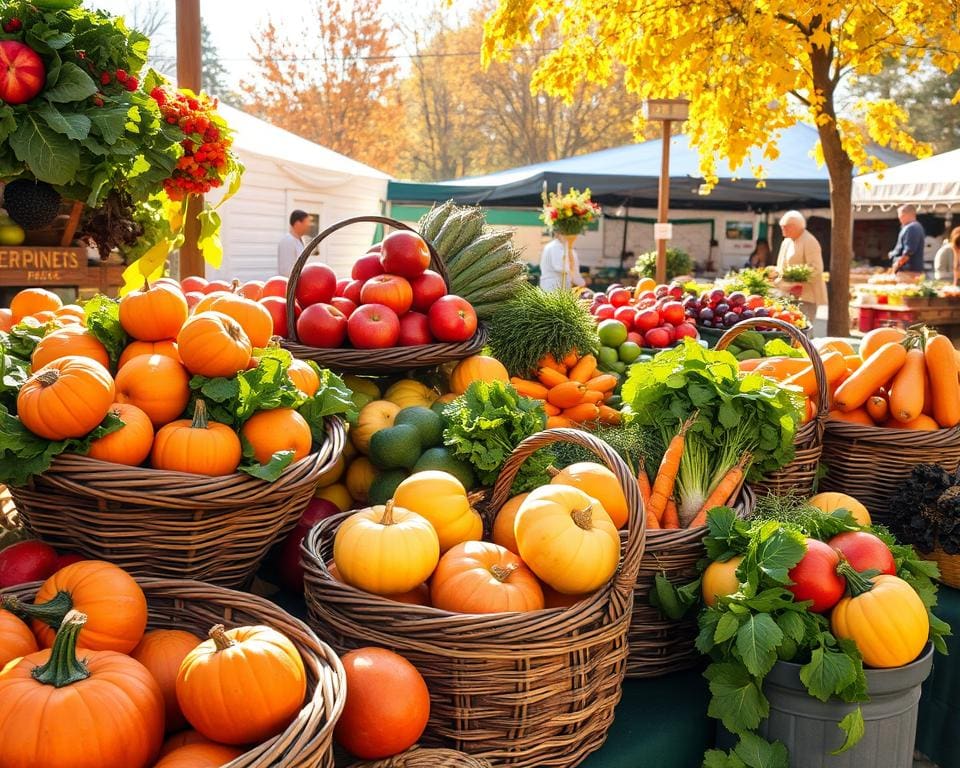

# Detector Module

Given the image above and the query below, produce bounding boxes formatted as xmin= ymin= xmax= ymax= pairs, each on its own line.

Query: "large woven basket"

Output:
xmin=820 ymin=421 xmax=960 ymax=526
xmin=627 ymin=485 xmax=755 ymax=678
xmin=3 ymin=578 xmax=346 ymax=768
xmin=346 ymin=746 xmax=493 ymax=767
xmin=8 ymin=417 xmax=344 ymax=589
xmin=303 ymin=427 xmax=644 ymax=768
xmin=716 ymin=317 xmax=828 ymax=498
xmin=922 ymin=545 xmax=960 ymax=589
xmin=281 ymin=216 xmax=486 ymax=372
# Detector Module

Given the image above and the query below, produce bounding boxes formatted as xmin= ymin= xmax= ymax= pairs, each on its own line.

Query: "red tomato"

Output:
xmin=828 ymin=532 xmax=896 ymax=576
xmin=0 ymin=42 xmax=45 ymax=104
xmin=787 ymin=538 xmax=845 ymax=613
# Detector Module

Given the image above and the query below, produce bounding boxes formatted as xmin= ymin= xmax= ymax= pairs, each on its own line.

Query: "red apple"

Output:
xmin=262 ymin=275 xmax=289 ymax=298
xmin=634 ymin=309 xmax=661 ymax=333
xmin=662 ymin=301 xmax=686 ymax=325
xmin=608 ymin=287 xmax=632 ymax=307
xmin=296 ymin=263 xmax=337 ymax=307
xmin=594 ymin=304 xmax=615 ymax=321
xmin=675 ymin=322 xmax=699 ymax=340
xmin=428 ymin=295 xmax=477 ymax=342
xmin=184 ymin=291 xmax=205 ymax=310
xmin=238 ymin=280 xmax=264 ymax=301
xmin=203 ymin=279 xmax=232 ymax=294
xmin=409 ymin=269 xmax=447 ymax=312
xmin=360 ymin=274 xmax=413 ymax=315
xmin=335 ymin=278 xmax=351 ymax=297
xmin=627 ymin=331 xmax=645 ymax=346
xmin=352 ymin=253 xmax=384 ymax=282
xmin=0 ymin=42 xmax=44 ymax=105
xmin=341 ymin=279 xmax=363 ymax=304
xmin=297 ymin=303 xmax=347 ymax=348
xmin=380 ymin=230 xmax=431 ymax=278
xmin=347 ymin=304 xmax=401 ymax=348
xmin=275 ymin=498 xmax=341 ymax=592
xmin=398 ymin=311 xmax=432 ymax=346
xmin=645 ymin=327 xmax=672 ymax=348
xmin=613 ymin=306 xmax=636 ymax=328
xmin=366 ymin=243 xmax=382 ymax=254
xmin=331 ymin=296 xmax=357 ymax=317
xmin=0 ymin=540 xmax=57 ymax=588
xmin=180 ymin=275 xmax=208 ymax=293
xmin=260 ymin=295 xmax=301 ymax=337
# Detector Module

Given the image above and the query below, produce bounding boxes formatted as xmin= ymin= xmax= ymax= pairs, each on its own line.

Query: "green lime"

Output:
xmin=618 ymin=341 xmax=642 ymax=363
xmin=609 ymin=360 xmax=627 ymax=374
xmin=394 ymin=406 xmax=444 ymax=448
xmin=597 ymin=319 xmax=628 ymax=348
xmin=369 ymin=469 xmax=409 ymax=505
xmin=369 ymin=424 xmax=422 ymax=470
xmin=598 ymin=345 xmax=620 ymax=368
xmin=413 ymin=447 xmax=476 ymax=490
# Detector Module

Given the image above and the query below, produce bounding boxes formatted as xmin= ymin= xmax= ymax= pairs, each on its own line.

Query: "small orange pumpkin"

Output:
xmin=55 ymin=303 xmax=85 ymax=319
xmin=176 ymin=623 xmax=307 ymax=745
xmin=115 ymin=353 xmax=191 ymax=427
xmin=86 ymin=402 xmax=155 ymax=466
xmin=131 ymin=629 xmax=202 ymax=733
xmin=240 ymin=408 xmax=312 ymax=465
xmin=177 ymin=311 xmax=252 ymax=377
xmin=0 ymin=607 xmax=38 ymax=667
xmin=17 ymin=356 xmax=115 ymax=440
xmin=431 ymin=541 xmax=545 ymax=613
xmin=449 ymin=355 xmax=510 ymax=395
xmin=153 ymin=742 xmax=245 ymax=768
xmin=0 ymin=307 xmax=14 ymax=331
xmin=118 ymin=339 xmax=179 ymax=369
xmin=151 ymin=400 xmax=242 ymax=476
xmin=194 ymin=292 xmax=274 ymax=347
xmin=119 ymin=280 xmax=189 ymax=341
xmin=549 ymin=462 xmax=629 ymax=529
xmin=491 ymin=492 xmax=529 ymax=554
xmin=10 ymin=287 xmax=62 ymax=320
xmin=157 ymin=731 xmax=215 ymax=759
xmin=31 ymin=325 xmax=111 ymax=370
xmin=288 ymin=359 xmax=320 ymax=396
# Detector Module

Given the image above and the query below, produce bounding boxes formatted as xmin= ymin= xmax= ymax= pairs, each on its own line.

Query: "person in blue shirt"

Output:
xmin=889 ymin=204 xmax=926 ymax=275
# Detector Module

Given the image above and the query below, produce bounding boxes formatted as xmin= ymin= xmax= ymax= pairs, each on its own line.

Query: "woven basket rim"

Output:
xmin=824 ymin=420 xmax=960 ymax=445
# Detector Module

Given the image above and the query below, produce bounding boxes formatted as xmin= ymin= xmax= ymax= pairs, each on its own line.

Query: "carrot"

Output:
xmin=510 ymin=377 xmax=549 ymax=399
xmin=888 ymin=347 xmax=925 ymax=423
xmin=662 ymin=498 xmax=680 ymax=529
xmin=585 ymin=373 xmax=618 ymax=392
xmin=829 ymin=407 xmax=875 ymax=425
xmin=547 ymin=381 xmax=587 ymax=409
xmin=537 ymin=367 xmax=568 ymax=388
xmin=562 ymin=349 xmax=580 ymax=369
xmin=843 ymin=355 xmax=863 ymax=374
xmin=922 ymin=364 xmax=934 ymax=417
xmin=782 ymin=351 xmax=845 ymax=398
xmin=802 ymin=397 xmax=817 ymax=425
xmin=738 ymin=358 xmax=766 ymax=372
xmin=689 ymin=455 xmax=748 ymax=528
xmin=646 ymin=507 xmax=661 ymax=530
xmin=925 ymin=334 xmax=960 ymax=428
xmin=546 ymin=415 xmax=575 ymax=429
xmin=638 ymin=465 xmax=652 ymax=511
xmin=816 ymin=338 xmax=857 ymax=357
xmin=539 ymin=353 xmax=567 ymax=374
xmin=865 ymin=394 xmax=888 ymax=424
xmin=543 ymin=402 xmax=561 ymax=416
xmin=754 ymin=357 xmax=809 ymax=380
xmin=860 ymin=327 xmax=907 ymax=360
xmin=597 ymin=405 xmax=622 ymax=425
xmin=562 ymin=402 xmax=600 ymax=422
xmin=568 ymin=354 xmax=598 ymax=383
xmin=582 ymin=389 xmax=604 ymax=404
xmin=833 ymin=342 xmax=908 ymax=412
xmin=648 ymin=416 xmax=694 ymax=523
xmin=883 ymin=414 xmax=940 ymax=431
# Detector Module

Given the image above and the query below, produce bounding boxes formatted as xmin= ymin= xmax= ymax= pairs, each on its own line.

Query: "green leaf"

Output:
xmin=0 ymin=106 xmax=17 ymax=144
xmin=736 ymin=614 xmax=783 ymax=677
xmin=754 ymin=527 xmax=807 ymax=584
xmin=703 ymin=751 xmax=748 ymax=768
xmin=9 ymin=114 xmax=80 ymax=186
xmin=775 ymin=610 xmax=806 ymax=643
xmin=83 ymin=295 xmax=128 ymax=366
xmin=651 ymin=572 xmax=691 ymax=620
xmin=832 ymin=707 xmax=865 ymax=755
xmin=297 ymin=366 xmax=356 ymax=442
xmin=42 ymin=61 xmax=97 ymax=103
xmin=705 ymin=662 xmax=769 ymax=733
xmin=36 ymin=103 xmax=91 ymax=141
xmin=800 ymin=641 xmax=859 ymax=702
xmin=238 ymin=448 xmax=295 ymax=482
xmin=733 ymin=732 xmax=790 ymax=768
xmin=714 ymin=612 xmax=741 ymax=643
xmin=90 ymin=107 xmax=131 ymax=145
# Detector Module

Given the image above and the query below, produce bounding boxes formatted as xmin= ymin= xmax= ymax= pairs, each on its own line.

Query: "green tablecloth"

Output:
xmin=918 ymin=584 xmax=960 ymax=767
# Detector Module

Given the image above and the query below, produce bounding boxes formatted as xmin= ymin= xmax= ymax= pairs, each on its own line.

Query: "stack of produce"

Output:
xmin=587 ymin=279 xmax=700 ymax=348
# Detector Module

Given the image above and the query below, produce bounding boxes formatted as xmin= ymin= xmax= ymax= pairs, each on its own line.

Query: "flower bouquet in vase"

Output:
xmin=541 ymin=186 xmax=601 ymax=289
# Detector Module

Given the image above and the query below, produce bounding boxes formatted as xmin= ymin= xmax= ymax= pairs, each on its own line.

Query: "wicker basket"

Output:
xmin=820 ymin=421 xmax=960 ymax=526
xmin=627 ymin=485 xmax=755 ymax=678
xmin=716 ymin=317 xmax=828 ymax=498
xmin=8 ymin=417 xmax=344 ymax=589
xmin=346 ymin=746 xmax=493 ymax=768
xmin=2 ymin=578 xmax=346 ymax=768
xmin=922 ymin=545 xmax=960 ymax=589
xmin=303 ymin=427 xmax=644 ymax=768
xmin=280 ymin=216 xmax=487 ymax=372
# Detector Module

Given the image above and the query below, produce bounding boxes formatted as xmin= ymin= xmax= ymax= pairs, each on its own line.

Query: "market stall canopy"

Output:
xmin=388 ymin=124 xmax=912 ymax=211
xmin=852 ymin=148 xmax=960 ymax=210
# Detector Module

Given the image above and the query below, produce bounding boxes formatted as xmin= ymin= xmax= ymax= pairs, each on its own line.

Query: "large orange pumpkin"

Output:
xmin=449 ymin=355 xmax=510 ymax=396
xmin=115 ymin=353 xmax=191 ymax=427
xmin=119 ymin=280 xmax=189 ymax=341
xmin=151 ymin=400 xmax=242 ymax=476
xmin=86 ymin=402 xmax=155 ymax=466
xmin=10 ymin=287 xmax=62 ymax=320
xmin=0 ymin=307 xmax=14 ymax=331
xmin=549 ymin=462 xmax=629 ymax=529
xmin=176 ymin=624 xmax=307 ymax=745
xmin=0 ymin=607 xmax=38 ymax=667
xmin=431 ymin=541 xmax=545 ymax=613
xmin=193 ymin=292 xmax=274 ymax=348
xmin=491 ymin=492 xmax=529 ymax=554
xmin=118 ymin=339 xmax=179 ymax=369
xmin=17 ymin=356 xmax=115 ymax=440
xmin=177 ymin=311 xmax=252 ymax=377
xmin=131 ymin=629 xmax=202 ymax=733
xmin=0 ymin=610 xmax=164 ymax=768
xmin=153 ymin=742 xmax=245 ymax=768
xmin=288 ymin=359 xmax=320 ymax=396
xmin=240 ymin=408 xmax=312 ymax=465
xmin=31 ymin=326 xmax=110 ymax=370
xmin=157 ymin=730 xmax=215 ymax=759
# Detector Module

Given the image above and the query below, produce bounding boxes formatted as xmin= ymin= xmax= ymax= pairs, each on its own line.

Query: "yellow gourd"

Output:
xmin=449 ymin=356 xmax=509 ymax=396
xmin=351 ymin=400 xmax=400 ymax=454
xmin=384 ymin=379 xmax=437 ymax=410
xmin=392 ymin=471 xmax=482 ymax=553
xmin=808 ymin=492 xmax=871 ymax=526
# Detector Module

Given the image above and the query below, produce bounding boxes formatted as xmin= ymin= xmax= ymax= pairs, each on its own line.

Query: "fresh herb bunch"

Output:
xmin=632 ymin=247 xmax=692 ymax=280
xmin=442 ymin=380 xmax=552 ymax=493
xmin=781 ymin=264 xmax=812 ymax=283
xmin=549 ymin=421 xmax=649 ymax=475
xmin=723 ymin=267 xmax=775 ymax=298
xmin=487 ymin=287 xmax=598 ymax=376
xmin=889 ymin=464 xmax=960 ymax=554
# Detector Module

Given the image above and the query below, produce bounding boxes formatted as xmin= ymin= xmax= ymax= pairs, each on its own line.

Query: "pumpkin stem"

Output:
xmin=142 ymin=277 xmax=151 ymax=291
xmin=490 ymin=563 xmax=518 ymax=583
xmin=209 ymin=624 xmax=237 ymax=652
xmin=546 ymin=465 xmax=559 ymax=478
xmin=8 ymin=590 xmax=74 ymax=631
xmin=381 ymin=499 xmax=396 ymax=526
xmin=192 ymin=399 xmax=210 ymax=430
xmin=0 ymin=595 xmax=29 ymax=622
xmin=836 ymin=558 xmax=879 ymax=597
xmin=35 ymin=369 xmax=60 ymax=387
xmin=231 ymin=279 xmax=241 ymax=293
xmin=571 ymin=504 xmax=594 ymax=531
xmin=32 ymin=609 xmax=90 ymax=688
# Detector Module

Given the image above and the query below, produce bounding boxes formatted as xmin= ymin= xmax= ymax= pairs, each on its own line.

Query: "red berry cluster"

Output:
xmin=2 ymin=17 xmax=22 ymax=33
xmin=99 ymin=68 xmax=138 ymax=92
xmin=150 ymin=86 xmax=233 ymax=201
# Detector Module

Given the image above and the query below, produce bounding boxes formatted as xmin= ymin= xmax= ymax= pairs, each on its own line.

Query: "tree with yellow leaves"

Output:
xmin=483 ymin=2 xmax=960 ymax=334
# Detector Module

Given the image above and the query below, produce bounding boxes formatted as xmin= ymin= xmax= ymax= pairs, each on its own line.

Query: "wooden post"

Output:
xmin=176 ymin=0 xmax=204 ymax=279
xmin=655 ymin=119 xmax=672 ymax=285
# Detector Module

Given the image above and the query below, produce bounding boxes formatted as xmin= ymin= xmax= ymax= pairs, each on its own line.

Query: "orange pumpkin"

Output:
xmin=86 ymin=402 xmax=155 ymax=466
xmin=288 ymin=359 xmax=320 ymax=396
xmin=16 ymin=560 xmax=148 ymax=653
xmin=151 ymin=400 xmax=242 ymax=476
xmin=119 ymin=280 xmax=189 ymax=341
xmin=131 ymin=629 xmax=202 ymax=733
xmin=10 ymin=287 xmax=62 ymax=320
xmin=31 ymin=309 xmax=58 ymax=323
xmin=176 ymin=624 xmax=307 ymax=745
xmin=153 ymin=742 xmax=245 ymax=768
xmin=55 ymin=303 xmax=86 ymax=319
xmin=157 ymin=730 xmax=215 ymax=759
xmin=549 ymin=462 xmax=629 ymax=529
xmin=449 ymin=355 xmax=510 ymax=395
xmin=17 ymin=356 xmax=115 ymax=440
xmin=115 ymin=353 xmax=191 ymax=427
xmin=0 ymin=610 xmax=164 ymax=768
xmin=118 ymin=339 xmax=179 ymax=368
xmin=0 ymin=307 xmax=14 ymax=331
xmin=177 ymin=311 xmax=252 ymax=377
xmin=31 ymin=325 xmax=111 ymax=370
xmin=491 ymin=492 xmax=529 ymax=554
xmin=430 ymin=541 xmax=545 ymax=613
xmin=0 ymin=607 xmax=38 ymax=667
xmin=193 ymin=293 xmax=273 ymax=348
xmin=240 ymin=408 xmax=312 ymax=465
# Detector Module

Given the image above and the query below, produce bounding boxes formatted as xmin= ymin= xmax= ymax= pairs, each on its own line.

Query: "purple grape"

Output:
xmin=698 ymin=307 xmax=715 ymax=322
xmin=740 ymin=309 xmax=755 ymax=320
xmin=727 ymin=291 xmax=746 ymax=307
xmin=723 ymin=311 xmax=739 ymax=326
xmin=754 ymin=307 xmax=770 ymax=317
xmin=685 ymin=308 xmax=697 ymax=319
xmin=683 ymin=296 xmax=700 ymax=310
xmin=715 ymin=302 xmax=730 ymax=315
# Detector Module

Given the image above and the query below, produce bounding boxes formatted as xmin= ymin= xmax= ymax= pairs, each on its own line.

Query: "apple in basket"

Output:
xmin=409 ymin=270 xmax=447 ymax=313
xmin=428 ymin=296 xmax=477 ymax=343
xmin=348 ymin=304 xmax=401 ymax=348
xmin=295 ymin=263 xmax=337 ymax=308
xmin=352 ymin=253 xmax=384 ymax=282
xmin=297 ymin=303 xmax=348 ymax=348
xmin=380 ymin=231 xmax=430 ymax=279
xmin=398 ymin=311 xmax=432 ymax=346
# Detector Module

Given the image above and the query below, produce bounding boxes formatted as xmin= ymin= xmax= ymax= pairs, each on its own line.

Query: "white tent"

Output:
xmin=852 ymin=149 xmax=960 ymax=211
xmin=207 ymin=105 xmax=390 ymax=281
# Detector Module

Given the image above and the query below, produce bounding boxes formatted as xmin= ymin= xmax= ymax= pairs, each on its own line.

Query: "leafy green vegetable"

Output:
xmin=442 ymin=380 xmax=552 ymax=493
xmin=83 ymin=295 xmax=128 ymax=366
xmin=297 ymin=362 xmax=357 ymax=443
xmin=3 ymin=319 xmax=54 ymax=361
xmin=0 ymin=342 xmax=30 ymax=411
xmin=762 ymin=339 xmax=804 ymax=359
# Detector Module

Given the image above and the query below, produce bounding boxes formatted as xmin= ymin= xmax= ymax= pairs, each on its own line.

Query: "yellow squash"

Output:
xmin=392 ymin=471 xmax=482 ymax=553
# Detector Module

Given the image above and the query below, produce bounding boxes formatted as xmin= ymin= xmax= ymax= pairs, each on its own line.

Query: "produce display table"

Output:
xmin=917 ymin=584 xmax=960 ymax=768
xmin=852 ymin=300 xmax=960 ymax=338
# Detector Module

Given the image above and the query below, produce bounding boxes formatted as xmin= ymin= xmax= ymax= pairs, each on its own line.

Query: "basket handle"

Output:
xmin=284 ymin=215 xmax=446 ymax=344
xmin=715 ymin=317 xmax=829 ymax=420
xmin=487 ymin=427 xmax=646 ymax=599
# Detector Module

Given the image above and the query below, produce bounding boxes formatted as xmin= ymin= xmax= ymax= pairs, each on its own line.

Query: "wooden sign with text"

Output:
xmin=0 ymin=247 xmax=88 ymax=285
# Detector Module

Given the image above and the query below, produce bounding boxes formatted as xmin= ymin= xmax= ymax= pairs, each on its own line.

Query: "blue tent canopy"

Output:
xmin=387 ymin=124 xmax=913 ymax=211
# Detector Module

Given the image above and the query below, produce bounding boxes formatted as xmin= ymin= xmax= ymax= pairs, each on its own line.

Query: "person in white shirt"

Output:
xmin=539 ymin=233 xmax=585 ymax=291
xmin=277 ymin=210 xmax=312 ymax=276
